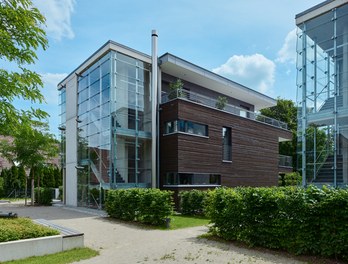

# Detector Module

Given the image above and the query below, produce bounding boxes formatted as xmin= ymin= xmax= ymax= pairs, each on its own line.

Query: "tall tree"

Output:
xmin=260 ymin=98 xmax=298 ymax=169
xmin=0 ymin=121 xmax=58 ymax=205
xmin=0 ymin=0 xmax=48 ymax=133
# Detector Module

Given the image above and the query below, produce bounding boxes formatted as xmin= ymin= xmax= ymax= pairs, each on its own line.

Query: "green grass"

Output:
xmin=163 ymin=215 xmax=210 ymax=230
xmin=0 ymin=218 xmax=59 ymax=243
xmin=3 ymin=247 xmax=99 ymax=264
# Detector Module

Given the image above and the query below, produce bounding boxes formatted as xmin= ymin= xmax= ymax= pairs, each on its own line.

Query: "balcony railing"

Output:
xmin=162 ymin=90 xmax=288 ymax=130
xmin=279 ymin=155 xmax=293 ymax=168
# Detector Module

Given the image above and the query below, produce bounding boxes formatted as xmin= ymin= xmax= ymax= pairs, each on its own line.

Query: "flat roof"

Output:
xmin=58 ymin=40 xmax=151 ymax=87
xmin=159 ymin=53 xmax=276 ymax=111
xmin=296 ymin=0 xmax=348 ymax=25
xmin=58 ymin=41 xmax=276 ymax=110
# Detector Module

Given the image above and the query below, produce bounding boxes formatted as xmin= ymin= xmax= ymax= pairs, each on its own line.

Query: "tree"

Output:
xmin=0 ymin=0 xmax=48 ymax=134
xmin=0 ymin=121 xmax=58 ymax=205
xmin=260 ymin=98 xmax=298 ymax=169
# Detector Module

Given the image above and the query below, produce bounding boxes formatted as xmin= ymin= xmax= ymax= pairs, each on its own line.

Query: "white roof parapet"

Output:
xmin=296 ymin=0 xmax=348 ymax=25
xmin=159 ymin=53 xmax=276 ymax=111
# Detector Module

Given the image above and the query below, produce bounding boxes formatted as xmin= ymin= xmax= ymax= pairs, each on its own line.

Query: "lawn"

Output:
xmin=164 ymin=215 xmax=210 ymax=230
xmin=3 ymin=247 xmax=99 ymax=264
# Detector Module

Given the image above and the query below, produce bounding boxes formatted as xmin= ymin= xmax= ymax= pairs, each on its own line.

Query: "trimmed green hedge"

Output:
xmin=105 ymin=188 xmax=174 ymax=225
xmin=0 ymin=218 xmax=59 ymax=242
xmin=35 ymin=187 xmax=53 ymax=206
xmin=205 ymin=186 xmax=348 ymax=261
xmin=179 ymin=189 xmax=208 ymax=215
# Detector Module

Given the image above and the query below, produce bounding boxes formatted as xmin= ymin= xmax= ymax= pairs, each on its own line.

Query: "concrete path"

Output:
xmin=0 ymin=202 xmax=305 ymax=264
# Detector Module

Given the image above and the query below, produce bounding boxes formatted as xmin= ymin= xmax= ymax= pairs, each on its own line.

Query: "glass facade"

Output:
xmin=164 ymin=120 xmax=208 ymax=136
xmin=297 ymin=4 xmax=348 ymax=186
xmin=222 ymin=127 xmax=232 ymax=161
xmin=164 ymin=172 xmax=221 ymax=186
xmin=76 ymin=51 xmax=152 ymax=208
xmin=58 ymin=87 xmax=66 ymax=194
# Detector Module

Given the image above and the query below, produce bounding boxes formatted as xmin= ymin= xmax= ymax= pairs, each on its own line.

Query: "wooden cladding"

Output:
xmin=160 ymin=99 xmax=292 ymax=187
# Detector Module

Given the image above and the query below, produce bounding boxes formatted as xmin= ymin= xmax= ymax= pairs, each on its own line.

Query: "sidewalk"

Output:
xmin=0 ymin=202 xmax=305 ymax=264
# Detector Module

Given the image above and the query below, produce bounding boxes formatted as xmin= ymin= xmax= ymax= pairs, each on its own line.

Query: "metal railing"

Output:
xmin=162 ymin=90 xmax=288 ymax=130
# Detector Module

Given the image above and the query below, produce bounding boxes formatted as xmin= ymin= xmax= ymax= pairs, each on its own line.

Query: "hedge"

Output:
xmin=179 ymin=189 xmax=208 ymax=215
xmin=35 ymin=187 xmax=53 ymax=206
xmin=205 ymin=186 xmax=348 ymax=261
xmin=105 ymin=188 xmax=173 ymax=225
xmin=0 ymin=218 xmax=59 ymax=242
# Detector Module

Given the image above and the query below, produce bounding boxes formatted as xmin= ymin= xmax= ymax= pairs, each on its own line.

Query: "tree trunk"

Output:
xmin=24 ymin=176 xmax=27 ymax=206
xmin=31 ymin=168 xmax=34 ymax=206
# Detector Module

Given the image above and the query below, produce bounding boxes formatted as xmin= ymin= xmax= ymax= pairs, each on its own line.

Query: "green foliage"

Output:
xmin=54 ymin=167 xmax=62 ymax=187
xmin=260 ymin=98 xmax=297 ymax=168
xmin=168 ymin=79 xmax=184 ymax=99
xmin=215 ymin=96 xmax=228 ymax=110
xmin=279 ymin=172 xmax=301 ymax=186
xmin=105 ymin=188 xmax=174 ymax=225
xmin=0 ymin=122 xmax=59 ymax=203
xmin=17 ymin=166 xmax=26 ymax=190
xmin=205 ymin=186 xmax=348 ymax=261
xmin=35 ymin=187 xmax=52 ymax=206
xmin=179 ymin=189 xmax=208 ymax=215
xmin=4 ymin=247 xmax=99 ymax=264
xmin=0 ymin=0 xmax=49 ymax=132
xmin=0 ymin=176 xmax=4 ymax=197
xmin=58 ymin=186 xmax=63 ymax=201
xmin=0 ymin=217 xmax=59 ymax=242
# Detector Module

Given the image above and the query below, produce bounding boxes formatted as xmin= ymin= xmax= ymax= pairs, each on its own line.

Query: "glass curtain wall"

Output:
xmin=77 ymin=53 xmax=111 ymax=208
xmin=58 ymin=87 xmax=66 ymax=200
xmin=297 ymin=4 xmax=348 ymax=186
xmin=111 ymin=51 xmax=152 ymax=188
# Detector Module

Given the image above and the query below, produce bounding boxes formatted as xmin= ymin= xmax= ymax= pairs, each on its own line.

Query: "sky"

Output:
xmin=16 ymin=0 xmax=323 ymax=137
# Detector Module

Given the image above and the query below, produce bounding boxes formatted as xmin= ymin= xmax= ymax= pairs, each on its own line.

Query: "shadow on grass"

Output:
xmin=194 ymin=233 xmax=347 ymax=264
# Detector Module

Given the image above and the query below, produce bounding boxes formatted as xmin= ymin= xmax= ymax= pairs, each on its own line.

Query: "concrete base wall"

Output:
xmin=0 ymin=235 xmax=84 ymax=262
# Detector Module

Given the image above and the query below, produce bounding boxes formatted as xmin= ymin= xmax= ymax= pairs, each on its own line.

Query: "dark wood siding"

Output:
xmin=160 ymin=99 xmax=292 ymax=187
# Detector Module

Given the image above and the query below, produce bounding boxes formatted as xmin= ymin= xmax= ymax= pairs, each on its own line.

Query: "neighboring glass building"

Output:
xmin=296 ymin=0 xmax=348 ymax=186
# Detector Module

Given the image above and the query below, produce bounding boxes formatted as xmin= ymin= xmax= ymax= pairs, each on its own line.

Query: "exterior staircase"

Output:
xmin=319 ymin=96 xmax=343 ymax=111
xmin=115 ymin=169 xmax=125 ymax=183
xmin=313 ymin=155 xmax=343 ymax=184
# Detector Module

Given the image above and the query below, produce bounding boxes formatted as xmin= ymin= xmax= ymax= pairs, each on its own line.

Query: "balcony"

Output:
xmin=162 ymin=90 xmax=288 ymax=130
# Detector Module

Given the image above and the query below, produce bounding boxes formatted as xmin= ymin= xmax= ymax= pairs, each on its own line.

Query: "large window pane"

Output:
xmin=223 ymin=127 xmax=232 ymax=161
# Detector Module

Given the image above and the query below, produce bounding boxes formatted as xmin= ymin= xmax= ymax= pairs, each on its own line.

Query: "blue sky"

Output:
xmin=20 ymin=0 xmax=322 ymax=136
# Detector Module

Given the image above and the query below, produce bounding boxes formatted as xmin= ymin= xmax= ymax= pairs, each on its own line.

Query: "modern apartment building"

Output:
xmin=58 ymin=33 xmax=291 ymax=207
xmin=296 ymin=0 xmax=348 ymax=186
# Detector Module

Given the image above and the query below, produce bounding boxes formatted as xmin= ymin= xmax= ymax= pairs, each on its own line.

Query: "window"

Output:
xmin=164 ymin=120 xmax=208 ymax=136
xmin=222 ymin=127 xmax=232 ymax=161
xmin=164 ymin=173 xmax=221 ymax=186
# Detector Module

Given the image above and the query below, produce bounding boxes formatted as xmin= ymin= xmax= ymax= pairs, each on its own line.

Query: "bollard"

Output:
xmin=165 ymin=217 xmax=171 ymax=229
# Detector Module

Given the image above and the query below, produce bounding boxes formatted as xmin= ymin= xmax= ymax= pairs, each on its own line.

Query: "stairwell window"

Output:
xmin=222 ymin=127 xmax=232 ymax=161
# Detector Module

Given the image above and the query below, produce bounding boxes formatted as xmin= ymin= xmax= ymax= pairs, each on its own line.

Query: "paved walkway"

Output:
xmin=0 ymin=202 xmax=305 ymax=264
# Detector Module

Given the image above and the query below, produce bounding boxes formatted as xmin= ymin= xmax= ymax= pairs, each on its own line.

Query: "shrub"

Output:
xmin=179 ymin=189 xmax=208 ymax=215
xmin=279 ymin=172 xmax=301 ymax=186
xmin=105 ymin=188 xmax=173 ymax=225
xmin=58 ymin=186 xmax=63 ymax=201
xmin=205 ymin=186 xmax=348 ymax=261
xmin=0 ymin=177 xmax=4 ymax=197
xmin=215 ymin=96 xmax=228 ymax=110
xmin=35 ymin=187 xmax=53 ymax=206
xmin=0 ymin=218 xmax=59 ymax=242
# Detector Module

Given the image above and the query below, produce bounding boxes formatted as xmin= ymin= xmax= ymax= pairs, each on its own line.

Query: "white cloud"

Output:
xmin=41 ymin=73 xmax=67 ymax=104
xmin=212 ymin=54 xmax=276 ymax=93
xmin=276 ymin=28 xmax=297 ymax=64
xmin=33 ymin=0 xmax=76 ymax=41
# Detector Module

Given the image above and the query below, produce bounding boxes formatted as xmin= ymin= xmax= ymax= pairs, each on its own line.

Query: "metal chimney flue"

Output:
xmin=151 ymin=30 xmax=158 ymax=188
